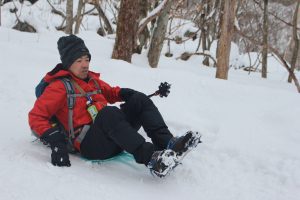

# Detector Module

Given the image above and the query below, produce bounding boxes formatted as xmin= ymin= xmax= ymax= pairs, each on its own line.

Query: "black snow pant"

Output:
xmin=80 ymin=92 xmax=173 ymax=165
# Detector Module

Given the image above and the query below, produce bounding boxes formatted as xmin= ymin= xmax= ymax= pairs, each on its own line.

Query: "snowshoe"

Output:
xmin=168 ymin=131 xmax=202 ymax=161
xmin=147 ymin=149 xmax=179 ymax=178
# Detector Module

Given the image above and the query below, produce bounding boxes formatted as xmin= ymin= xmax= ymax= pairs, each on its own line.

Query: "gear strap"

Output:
xmin=60 ymin=78 xmax=76 ymax=139
xmin=60 ymin=77 xmax=102 ymax=152
xmin=70 ymin=78 xmax=102 ymax=97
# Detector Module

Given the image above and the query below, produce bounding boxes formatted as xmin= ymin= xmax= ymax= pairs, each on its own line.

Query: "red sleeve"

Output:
xmin=28 ymin=80 xmax=66 ymax=136
xmin=98 ymin=79 xmax=122 ymax=104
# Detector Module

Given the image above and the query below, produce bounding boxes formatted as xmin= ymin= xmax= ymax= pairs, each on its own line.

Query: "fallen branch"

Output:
xmin=165 ymin=27 xmax=200 ymax=44
xmin=176 ymin=52 xmax=217 ymax=66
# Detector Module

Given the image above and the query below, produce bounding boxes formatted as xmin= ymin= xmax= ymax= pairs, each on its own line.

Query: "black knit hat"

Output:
xmin=57 ymin=35 xmax=91 ymax=69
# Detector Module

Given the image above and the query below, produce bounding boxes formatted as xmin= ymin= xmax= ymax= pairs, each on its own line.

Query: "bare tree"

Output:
xmin=136 ymin=0 xmax=150 ymax=53
xmin=235 ymin=28 xmax=300 ymax=93
xmin=47 ymin=0 xmax=96 ymax=32
xmin=207 ymin=0 xmax=221 ymax=49
xmin=137 ymin=0 xmax=173 ymax=38
xmin=74 ymin=0 xmax=84 ymax=34
xmin=147 ymin=0 xmax=173 ymax=68
xmin=65 ymin=0 xmax=73 ymax=34
xmin=200 ymin=1 xmax=211 ymax=66
xmin=0 ymin=0 xmax=2 ymax=26
xmin=216 ymin=0 xmax=237 ymax=79
xmin=288 ymin=0 xmax=300 ymax=83
xmin=94 ymin=0 xmax=113 ymax=35
xmin=261 ymin=0 xmax=269 ymax=78
xmin=111 ymin=0 xmax=140 ymax=63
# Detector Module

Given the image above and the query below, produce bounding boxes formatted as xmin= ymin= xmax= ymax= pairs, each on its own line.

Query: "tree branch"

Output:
xmin=252 ymin=0 xmax=300 ymax=30
xmin=137 ymin=0 xmax=170 ymax=36
xmin=82 ymin=6 xmax=96 ymax=16
xmin=47 ymin=0 xmax=65 ymax=18
xmin=235 ymin=27 xmax=300 ymax=93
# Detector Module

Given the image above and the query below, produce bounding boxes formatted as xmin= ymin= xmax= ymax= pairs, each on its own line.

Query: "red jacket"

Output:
xmin=28 ymin=65 xmax=122 ymax=137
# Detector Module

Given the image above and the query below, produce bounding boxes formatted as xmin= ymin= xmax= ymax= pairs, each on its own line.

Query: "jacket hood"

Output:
xmin=44 ymin=63 xmax=100 ymax=82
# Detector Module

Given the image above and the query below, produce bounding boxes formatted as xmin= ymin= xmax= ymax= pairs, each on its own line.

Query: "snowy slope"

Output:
xmin=0 ymin=27 xmax=300 ymax=200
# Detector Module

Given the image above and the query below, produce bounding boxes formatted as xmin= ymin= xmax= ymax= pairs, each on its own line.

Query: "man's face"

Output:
xmin=69 ymin=55 xmax=90 ymax=79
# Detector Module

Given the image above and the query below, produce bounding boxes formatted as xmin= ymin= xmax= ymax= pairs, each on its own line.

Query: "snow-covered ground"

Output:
xmin=0 ymin=1 xmax=300 ymax=198
xmin=0 ymin=26 xmax=299 ymax=200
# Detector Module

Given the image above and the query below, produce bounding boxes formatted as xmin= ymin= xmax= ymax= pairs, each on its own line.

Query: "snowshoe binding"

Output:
xmin=147 ymin=149 xmax=179 ymax=178
xmin=168 ymin=131 xmax=202 ymax=162
xmin=147 ymin=131 xmax=202 ymax=178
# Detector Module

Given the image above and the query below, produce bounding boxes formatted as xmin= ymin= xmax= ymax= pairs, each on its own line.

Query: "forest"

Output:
xmin=1 ymin=0 xmax=300 ymax=91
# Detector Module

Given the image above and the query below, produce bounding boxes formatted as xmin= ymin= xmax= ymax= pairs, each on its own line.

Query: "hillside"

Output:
xmin=0 ymin=26 xmax=299 ymax=200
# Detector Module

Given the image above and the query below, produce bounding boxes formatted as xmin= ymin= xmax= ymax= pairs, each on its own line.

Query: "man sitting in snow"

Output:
xmin=28 ymin=35 xmax=200 ymax=177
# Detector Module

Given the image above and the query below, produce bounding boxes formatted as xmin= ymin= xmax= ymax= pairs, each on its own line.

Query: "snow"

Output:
xmin=0 ymin=1 xmax=300 ymax=200
xmin=1 ymin=0 xmax=116 ymax=33
xmin=0 ymin=26 xmax=299 ymax=200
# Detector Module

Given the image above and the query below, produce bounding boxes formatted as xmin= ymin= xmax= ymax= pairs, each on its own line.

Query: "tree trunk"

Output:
xmin=235 ymin=28 xmax=300 ymax=93
xmin=111 ymin=0 xmax=140 ymax=63
xmin=202 ymin=1 xmax=210 ymax=66
xmin=0 ymin=0 xmax=2 ymax=26
xmin=95 ymin=1 xmax=114 ymax=35
xmin=65 ymin=0 xmax=73 ymax=34
xmin=165 ymin=17 xmax=173 ymax=57
xmin=209 ymin=0 xmax=221 ymax=45
xmin=216 ymin=0 xmax=237 ymax=79
xmin=202 ymin=29 xmax=210 ymax=66
xmin=288 ymin=0 xmax=300 ymax=83
xmin=207 ymin=0 xmax=218 ymax=49
xmin=136 ymin=0 xmax=150 ymax=54
xmin=74 ymin=0 xmax=84 ymax=34
xmin=261 ymin=0 xmax=268 ymax=78
xmin=137 ymin=0 xmax=170 ymax=43
xmin=147 ymin=0 xmax=172 ymax=68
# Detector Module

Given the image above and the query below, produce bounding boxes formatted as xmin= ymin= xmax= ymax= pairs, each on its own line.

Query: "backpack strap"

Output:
xmin=59 ymin=77 xmax=102 ymax=152
xmin=91 ymin=78 xmax=101 ymax=93
xmin=60 ymin=78 xmax=77 ymax=139
xmin=70 ymin=78 xmax=102 ymax=97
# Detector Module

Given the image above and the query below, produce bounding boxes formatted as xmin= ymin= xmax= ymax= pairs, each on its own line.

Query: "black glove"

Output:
xmin=50 ymin=142 xmax=71 ymax=167
xmin=119 ymin=88 xmax=137 ymax=102
xmin=41 ymin=127 xmax=71 ymax=167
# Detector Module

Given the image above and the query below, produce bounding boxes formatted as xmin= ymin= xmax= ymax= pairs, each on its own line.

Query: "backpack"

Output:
xmin=35 ymin=67 xmax=103 ymax=151
xmin=35 ymin=77 xmax=78 ymax=152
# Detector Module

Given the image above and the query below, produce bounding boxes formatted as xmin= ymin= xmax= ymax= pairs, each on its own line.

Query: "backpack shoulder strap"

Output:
xmin=60 ymin=77 xmax=76 ymax=139
xmin=91 ymin=78 xmax=101 ymax=90
xmin=59 ymin=77 xmax=102 ymax=149
xmin=60 ymin=78 xmax=76 ymax=108
xmin=90 ymin=78 xmax=102 ymax=95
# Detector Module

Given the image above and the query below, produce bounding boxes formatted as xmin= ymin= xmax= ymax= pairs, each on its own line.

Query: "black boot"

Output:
xmin=167 ymin=131 xmax=202 ymax=160
xmin=147 ymin=149 xmax=178 ymax=178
